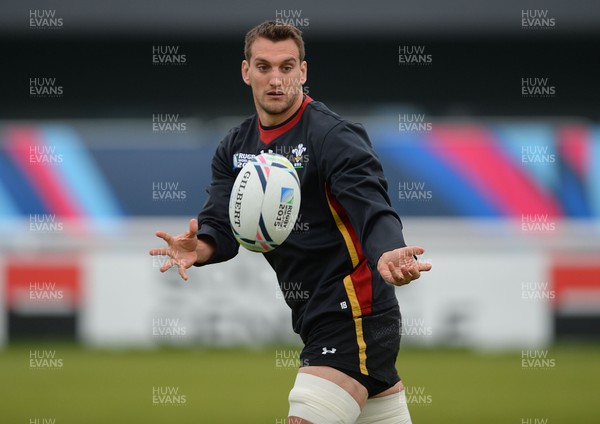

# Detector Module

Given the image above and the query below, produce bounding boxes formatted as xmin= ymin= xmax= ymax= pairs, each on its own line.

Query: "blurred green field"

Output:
xmin=1 ymin=343 xmax=598 ymax=423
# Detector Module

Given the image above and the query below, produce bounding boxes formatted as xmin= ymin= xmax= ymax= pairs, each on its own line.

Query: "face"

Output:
xmin=242 ymin=37 xmax=307 ymax=126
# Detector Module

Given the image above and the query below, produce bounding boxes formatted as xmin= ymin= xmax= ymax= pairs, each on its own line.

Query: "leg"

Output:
xmin=299 ymin=366 xmax=369 ymax=407
xmin=371 ymin=379 xmax=403 ymax=398
xmin=287 ymin=305 xmax=404 ymax=422
xmin=288 ymin=366 xmax=367 ymax=423
xmin=355 ymin=381 xmax=412 ymax=424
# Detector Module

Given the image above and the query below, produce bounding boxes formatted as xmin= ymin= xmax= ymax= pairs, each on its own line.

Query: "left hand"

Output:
xmin=377 ymin=246 xmax=432 ymax=286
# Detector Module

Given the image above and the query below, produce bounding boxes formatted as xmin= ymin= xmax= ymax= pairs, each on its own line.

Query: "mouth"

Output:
xmin=266 ymin=90 xmax=284 ymax=98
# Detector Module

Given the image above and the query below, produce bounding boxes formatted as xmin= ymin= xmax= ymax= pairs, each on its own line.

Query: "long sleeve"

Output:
xmin=196 ymin=135 xmax=240 ymax=266
xmin=319 ymin=121 xmax=406 ymax=268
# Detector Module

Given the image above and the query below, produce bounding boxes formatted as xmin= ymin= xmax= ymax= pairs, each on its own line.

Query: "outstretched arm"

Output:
xmin=320 ymin=122 xmax=432 ymax=287
xmin=149 ymin=218 xmax=215 ymax=281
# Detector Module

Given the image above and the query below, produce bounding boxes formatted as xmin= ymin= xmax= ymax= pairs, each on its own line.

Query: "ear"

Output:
xmin=241 ymin=60 xmax=251 ymax=86
xmin=300 ymin=60 xmax=308 ymax=85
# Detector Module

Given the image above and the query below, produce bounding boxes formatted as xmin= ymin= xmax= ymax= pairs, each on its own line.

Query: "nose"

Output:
xmin=269 ymin=71 xmax=284 ymax=87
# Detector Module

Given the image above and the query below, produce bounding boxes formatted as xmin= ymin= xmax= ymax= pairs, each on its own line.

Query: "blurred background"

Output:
xmin=1 ymin=0 xmax=599 ymax=422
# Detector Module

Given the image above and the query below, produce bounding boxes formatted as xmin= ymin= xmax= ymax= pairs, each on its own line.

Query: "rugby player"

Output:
xmin=150 ymin=21 xmax=431 ymax=423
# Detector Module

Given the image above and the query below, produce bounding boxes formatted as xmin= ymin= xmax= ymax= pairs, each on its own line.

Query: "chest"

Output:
xmin=231 ymin=129 xmax=317 ymax=188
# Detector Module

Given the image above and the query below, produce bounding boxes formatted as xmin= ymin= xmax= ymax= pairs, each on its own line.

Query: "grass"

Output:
xmin=1 ymin=343 xmax=598 ymax=423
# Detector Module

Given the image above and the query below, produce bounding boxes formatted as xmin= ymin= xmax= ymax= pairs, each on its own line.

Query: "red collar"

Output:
xmin=258 ymin=95 xmax=313 ymax=145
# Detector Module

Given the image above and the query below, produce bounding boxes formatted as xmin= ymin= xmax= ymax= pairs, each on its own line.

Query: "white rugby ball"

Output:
xmin=229 ymin=153 xmax=301 ymax=253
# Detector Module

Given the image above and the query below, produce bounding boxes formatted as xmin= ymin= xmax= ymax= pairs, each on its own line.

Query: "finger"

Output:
xmin=149 ymin=247 xmax=171 ymax=256
xmin=418 ymin=261 xmax=433 ymax=272
xmin=155 ymin=231 xmax=173 ymax=244
xmin=381 ymin=261 xmax=395 ymax=283
xmin=389 ymin=262 xmax=408 ymax=286
xmin=397 ymin=250 xmax=415 ymax=266
xmin=187 ymin=219 xmax=199 ymax=238
xmin=402 ymin=265 xmax=421 ymax=281
xmin=178 ymin=262 xmax=189 ymax=281
xmin=400 ymin=246 xmax=425 ymax=260
xmin=160 ymin=258 xmax=177 ymax=273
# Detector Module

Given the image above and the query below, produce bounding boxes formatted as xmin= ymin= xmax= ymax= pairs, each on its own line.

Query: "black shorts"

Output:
xmin=299 ymin=305 xmax=401 ymax=397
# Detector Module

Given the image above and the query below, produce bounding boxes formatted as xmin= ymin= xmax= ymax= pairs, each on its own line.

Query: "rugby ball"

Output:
xmin=229 ymin=153 xmax=301 ymax=253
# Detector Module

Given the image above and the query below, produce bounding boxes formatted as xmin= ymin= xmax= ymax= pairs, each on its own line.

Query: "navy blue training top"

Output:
xmin=197 ymin=95 xmax=407 ymax=343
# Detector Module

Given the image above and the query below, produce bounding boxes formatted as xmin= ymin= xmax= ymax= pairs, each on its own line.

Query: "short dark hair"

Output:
xmin=244 ymin=21 xmax=305 ymax=62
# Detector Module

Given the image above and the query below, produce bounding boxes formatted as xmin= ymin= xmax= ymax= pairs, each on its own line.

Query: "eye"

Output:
xmin=282 ymin=66 xmax=293 ymax=73
xmin=257 ymin=65 xmax=269 ymax=72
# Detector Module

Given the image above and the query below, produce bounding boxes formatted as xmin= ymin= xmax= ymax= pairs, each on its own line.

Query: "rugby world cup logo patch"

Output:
xmin=280 ymin=187 xmax=294 ymax=205
xmin=233 ymin=152 xmax=257 ymax=169
xmin=275 ymin=187 xmax=295 ymax=230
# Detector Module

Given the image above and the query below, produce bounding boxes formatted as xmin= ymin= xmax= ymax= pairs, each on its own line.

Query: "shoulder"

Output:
xmin=223 ymin=114 xmax=257 ymax=143
xmin=214 ymin=114 xmax=257 ymax=159
xmin=305 ymin=100 xmax=344 ymax=129
xmin=306 ymin=100 xmax=366 ymax=140
xmin=211 ymin=115 xmax=256 ymax=168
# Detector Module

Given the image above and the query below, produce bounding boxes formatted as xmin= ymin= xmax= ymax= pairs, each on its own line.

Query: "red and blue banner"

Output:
xmin=2 ymin=121 xmax=600 ymax=220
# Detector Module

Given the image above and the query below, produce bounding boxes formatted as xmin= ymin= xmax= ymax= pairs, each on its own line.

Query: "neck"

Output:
xmin=256 ymin=95 xmax=304 ymax=127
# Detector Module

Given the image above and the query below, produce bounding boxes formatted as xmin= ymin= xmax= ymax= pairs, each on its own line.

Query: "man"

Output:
xmin=149 ymin=21 xmax=431 ymax=423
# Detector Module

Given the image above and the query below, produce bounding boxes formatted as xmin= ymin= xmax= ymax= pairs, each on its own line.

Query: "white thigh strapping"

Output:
xmin=355 ymin=390 xmax=412 ymax=424
xmin=288 ymin=373 xmax=361 ymax=423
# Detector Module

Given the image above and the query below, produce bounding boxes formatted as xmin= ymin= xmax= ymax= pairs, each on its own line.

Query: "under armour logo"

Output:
xmin=322 ymin=347 xmax=336 ymax=355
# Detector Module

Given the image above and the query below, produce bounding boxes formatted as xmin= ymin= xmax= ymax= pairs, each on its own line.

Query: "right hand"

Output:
xmin=377 ymin=245 xmax=432 ymax=287
xmin=149 ymin=218 xmax=212 ymax=281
